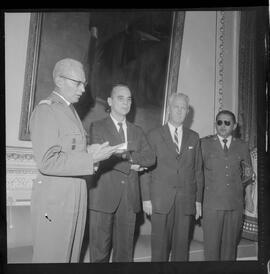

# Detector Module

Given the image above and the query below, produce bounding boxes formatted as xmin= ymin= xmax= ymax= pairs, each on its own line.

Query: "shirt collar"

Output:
xmin=217 ymin=135 xmax=232 ymax=147
xmin=168 ymin=122 xmax=183 ymax=133
xmin=53 ymin=91 xmax=71 ymax=106
xmin=110 ymin=113 xmax=127 ymax=129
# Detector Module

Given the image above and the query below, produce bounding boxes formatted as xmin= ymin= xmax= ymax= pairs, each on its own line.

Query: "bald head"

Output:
xmin=53 ymin=58 xmax=86 ymax=103
xmin=168 ymin=93 xmax=189 ymax=108
xmin=53 ymin=58 xmax=84 ymax=82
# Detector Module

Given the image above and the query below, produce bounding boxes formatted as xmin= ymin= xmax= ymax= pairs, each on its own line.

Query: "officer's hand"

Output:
xmin=88 ymin=142 xmax=120 ymax=163
xmin=195 ymin=202 xmax=202 ymax=220
xmin=143 ymin=200 xmax=152 ymax=216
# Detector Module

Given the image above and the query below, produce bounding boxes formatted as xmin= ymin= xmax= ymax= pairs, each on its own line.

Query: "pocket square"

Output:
xmin=188 ymin=146 xmax=194 ymax=149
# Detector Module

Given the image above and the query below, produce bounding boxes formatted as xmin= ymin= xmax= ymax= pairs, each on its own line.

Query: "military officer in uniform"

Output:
xmin=201 ymin=110 xmax=253 ymax=261
xmin=30 ymin=58 xmax=119 ymax=263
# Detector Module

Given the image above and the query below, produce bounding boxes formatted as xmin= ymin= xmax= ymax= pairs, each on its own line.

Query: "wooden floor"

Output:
xmin=7 ymin=236 xmax=257 ymax=263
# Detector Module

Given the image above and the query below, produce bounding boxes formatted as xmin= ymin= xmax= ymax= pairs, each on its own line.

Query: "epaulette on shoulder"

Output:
xmin=38 ymin=99 xmax=52 ymax=105
xmin=202 ymin=134 xmax=215 ymax=139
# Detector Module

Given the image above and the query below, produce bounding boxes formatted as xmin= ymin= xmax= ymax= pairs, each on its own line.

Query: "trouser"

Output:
xmin=203 ymin=208 xmax=243 ymax=261
xmin=31 ymin=181 xmax=87 ymax=263
xmin=89 ymin=187 xmax=136 ymax=262
xmin=151 ymin=189 xmax=191 ymax=262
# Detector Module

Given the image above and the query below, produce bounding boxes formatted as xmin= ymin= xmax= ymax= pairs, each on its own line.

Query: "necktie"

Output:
xmin=174 ymin=127 xmax=180 ymax=154
xmin=223 ymin=138 xmax=228 ymax=153
xmin=118 ymin=122 xmax=125 ymax=142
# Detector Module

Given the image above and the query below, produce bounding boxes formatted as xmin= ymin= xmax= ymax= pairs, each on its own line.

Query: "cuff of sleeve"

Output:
xmin=94 ymin=162 xmax=99 ymax=172
xmin=196 ymin=195 xmax=202 ymax=203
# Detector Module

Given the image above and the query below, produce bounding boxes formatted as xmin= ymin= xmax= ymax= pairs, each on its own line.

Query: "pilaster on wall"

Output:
xmin=6 ymin=146 xmax=37 ymax=207
xmin=214 ymin=11 xmax=240 ymax=129
xmin=214 ymin=11 xmax=226 ymax=119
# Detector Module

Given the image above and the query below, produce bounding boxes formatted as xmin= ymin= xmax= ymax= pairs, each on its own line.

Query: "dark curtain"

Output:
xmin=238 ymin=7 xmax=268 ymax=243
xmin=238 ymin=8 xmax=268 ymax=150
xmin=238 ymin=10 xmax=256 ymax=149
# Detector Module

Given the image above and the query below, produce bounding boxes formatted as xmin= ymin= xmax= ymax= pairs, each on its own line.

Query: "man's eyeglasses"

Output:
xmin=217 ymin=120 xmax=231 ymax=126
xmin=60 ymin=75 xmax=88 ymax=87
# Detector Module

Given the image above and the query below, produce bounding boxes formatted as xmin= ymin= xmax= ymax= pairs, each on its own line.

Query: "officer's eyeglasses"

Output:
xmin=60 ymin=75 xmax=88 ymax=87
xmin=217 ymin=120 xmax=231 ymax=126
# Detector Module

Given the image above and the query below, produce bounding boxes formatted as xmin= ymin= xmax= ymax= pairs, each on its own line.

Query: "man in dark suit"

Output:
xmin=29 ymin=58 xmax=119 ymax=263
xmin=88 ymin=83 xmax=155 ymax=262
xmin=201 ymin=110 xmax=253 ymax=260
xmin=140 ymin=92 xmax=204 ymax=262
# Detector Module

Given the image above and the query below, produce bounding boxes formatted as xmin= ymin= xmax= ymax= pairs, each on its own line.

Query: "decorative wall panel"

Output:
xmin=6 ymin=146 xmax=37 ymax=206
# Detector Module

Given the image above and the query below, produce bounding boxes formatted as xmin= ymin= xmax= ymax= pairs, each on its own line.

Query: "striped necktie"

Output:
xmin=223 ymin=138 xmax=228 ymax=153
xmin=174 ymin=127 xmax=180 ymax=154
xmin=118 ymin=122 xmax=125 ymax=143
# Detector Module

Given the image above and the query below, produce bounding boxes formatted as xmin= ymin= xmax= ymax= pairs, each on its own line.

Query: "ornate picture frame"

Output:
xmin=18 ymin=11 xmax=185 ymax=141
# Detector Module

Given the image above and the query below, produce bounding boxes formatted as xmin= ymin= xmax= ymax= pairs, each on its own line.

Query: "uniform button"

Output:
xmin=226 ymin=183 xmax=230 ymax=186
xmin=37 ymin=181 xmax=42 ymax=184
xmin=225 ymin=166 xmax=228 ymax=169
xmin=226 ymin=174 xmax=229 ymax=176
xmin=121 ymin=181 xmax=125 ymax=184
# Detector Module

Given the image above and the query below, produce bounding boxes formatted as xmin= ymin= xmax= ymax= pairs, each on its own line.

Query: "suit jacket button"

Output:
xmin=121 ymin=180 xmax=125 ymax=184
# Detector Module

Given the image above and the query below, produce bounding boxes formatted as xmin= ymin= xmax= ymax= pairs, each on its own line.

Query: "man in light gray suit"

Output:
xmin=141 ymin=92 xmax=204 ymax=261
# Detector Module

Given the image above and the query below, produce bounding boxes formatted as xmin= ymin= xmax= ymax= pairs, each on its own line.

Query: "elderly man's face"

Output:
xmin=168 ymin=96 xmax=189 ymax=127
xmin=58 ymin=66 xmax=86 ymax=104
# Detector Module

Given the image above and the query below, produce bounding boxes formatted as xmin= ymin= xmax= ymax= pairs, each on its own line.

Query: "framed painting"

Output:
xmin=19 ymin=11 xmax=185 ymax=141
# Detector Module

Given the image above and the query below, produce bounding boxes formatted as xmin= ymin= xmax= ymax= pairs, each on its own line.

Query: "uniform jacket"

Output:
xmin=89 ymin=116 xmax=155 ymax=213
xmin=140 ymin=124 xmax=204 ymax=215
xmin=201 ymin=135 xmax=252 ymax=210
xmin=29 ymin=92 xmax=94 ymax=261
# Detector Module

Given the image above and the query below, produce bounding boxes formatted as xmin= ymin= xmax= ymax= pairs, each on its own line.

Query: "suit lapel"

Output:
xmin=161 ymin=124 xmax=178 ymax=155
xmin=126 ymin=121 xmax=134 ymax=149
xmin=227 ymin=137 xmax=237 ymax=153
xmin=104 ymin=116 xmax=123 ymax=145
xmin=213 ymin=135 xmax=224 ymax=154
xmin=179 ymin=127 xmax=189 ymax=156
xmin=51 ymin=92 xmax=85 ymax=134
xmin=72 ymin=106 xmax=88 ymax=135
xmin=161 ymin=125 xmax=189 ymax=156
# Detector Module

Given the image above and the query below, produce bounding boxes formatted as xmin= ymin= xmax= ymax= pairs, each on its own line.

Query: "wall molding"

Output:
xmin=6 ymin=146 xmax=37 ymax=206
xmin=214 ymin=11 xmax=225 ymax=122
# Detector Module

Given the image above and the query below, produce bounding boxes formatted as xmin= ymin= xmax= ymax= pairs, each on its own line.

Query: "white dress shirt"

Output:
xmin=168 ymin=122 xmax=183 ymax=152
xmin=217 ymin=135 xmax=232 ymax=149
xmin=110 ymin=114 xmax=128 ymax=147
